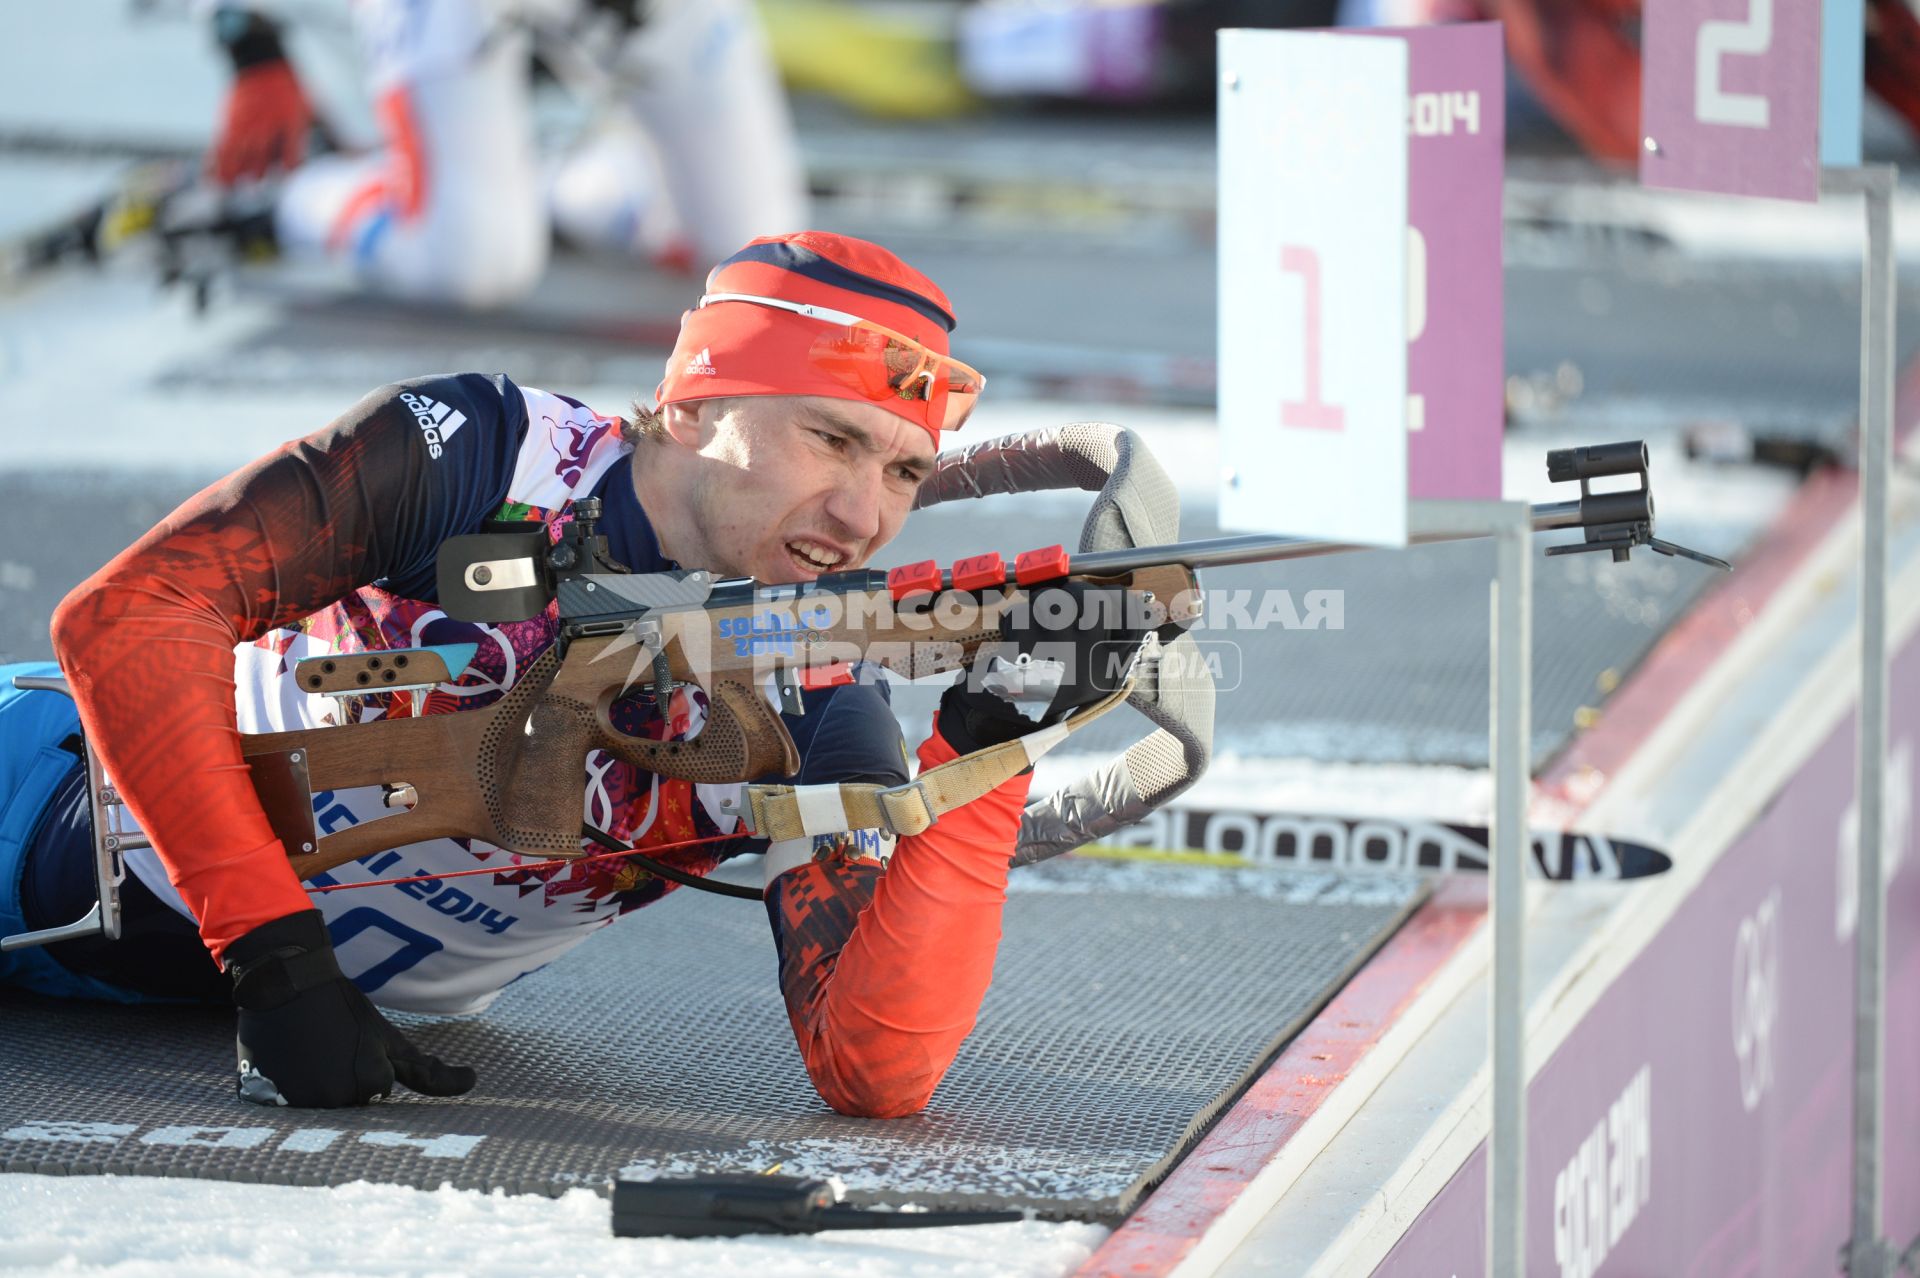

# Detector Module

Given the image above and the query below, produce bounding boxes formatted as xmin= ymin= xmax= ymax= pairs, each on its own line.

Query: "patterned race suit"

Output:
xmin=43 ymin=374 xmax=1034 ymax=1116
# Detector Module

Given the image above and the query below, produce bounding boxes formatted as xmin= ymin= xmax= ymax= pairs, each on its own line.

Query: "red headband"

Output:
xmin=654 ymin=232 xmax=960 ymax=442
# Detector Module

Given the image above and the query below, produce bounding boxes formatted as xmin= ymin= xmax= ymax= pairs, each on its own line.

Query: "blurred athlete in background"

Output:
xmin=206 ymin=0 xmax=810 ymax=307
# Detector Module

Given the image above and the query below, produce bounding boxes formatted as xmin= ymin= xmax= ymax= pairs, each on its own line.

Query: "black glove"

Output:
xmin=226 ymin=910 xmax=477 ymax=1107
xmin=207 ymin=6 xmax=320 ymax=188
xmin=940 ymin=580 xmax=1146 ymax=752
xmin=212 ymin=5 xmax=291 ymax=73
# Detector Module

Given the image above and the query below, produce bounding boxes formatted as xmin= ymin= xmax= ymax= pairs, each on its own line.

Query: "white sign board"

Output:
xmin=1218 ymin=29 xmax=1409 ymax=547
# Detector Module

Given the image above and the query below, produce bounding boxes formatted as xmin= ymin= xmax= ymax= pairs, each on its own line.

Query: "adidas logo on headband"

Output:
xmin=685 ymin=347 xmax=716 ymax=376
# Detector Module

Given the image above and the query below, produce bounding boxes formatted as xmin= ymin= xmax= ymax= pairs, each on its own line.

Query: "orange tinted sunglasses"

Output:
xmin=700 ymin=291 xmax=985 ymax=432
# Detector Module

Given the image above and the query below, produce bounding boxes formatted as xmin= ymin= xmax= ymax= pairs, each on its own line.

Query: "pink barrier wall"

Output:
xmin=1376 ymin=621 xmax=1920 ymax=1275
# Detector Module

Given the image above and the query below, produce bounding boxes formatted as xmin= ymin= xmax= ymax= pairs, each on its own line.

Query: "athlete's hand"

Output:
xmin=940 ymin=580 xmax=1146 ymax=751
xmin=208 ymin=8 xmax=313 ymax=187
xmin=209 ymin=59 xmax=316 ymax=186
xmin=226 ymin=910 xmax=477 ymax=1107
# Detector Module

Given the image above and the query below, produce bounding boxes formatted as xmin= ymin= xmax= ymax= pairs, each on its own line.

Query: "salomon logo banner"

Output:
xmin=1097 ymin=807 xmax=1672 ymax=881
xmin=2 ymin=1119 xmax=484 ymax=1160
xmin=401 ymin=391 xmax=468 ymax=459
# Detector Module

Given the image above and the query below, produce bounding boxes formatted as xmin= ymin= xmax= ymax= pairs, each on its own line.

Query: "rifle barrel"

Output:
xmin=1068 ymin=499 xmax=1587 ymax=577
xmin=673 ymin=499 xmax=1595 ymax=609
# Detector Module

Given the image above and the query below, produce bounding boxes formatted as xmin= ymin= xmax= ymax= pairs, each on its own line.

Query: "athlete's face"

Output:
xmin=676 ymin=396 xmax=936 ymax=584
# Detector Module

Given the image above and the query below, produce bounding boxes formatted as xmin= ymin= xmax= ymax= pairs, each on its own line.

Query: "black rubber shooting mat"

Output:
xmin=0 ymin=859 xmax=1423 ymax=1219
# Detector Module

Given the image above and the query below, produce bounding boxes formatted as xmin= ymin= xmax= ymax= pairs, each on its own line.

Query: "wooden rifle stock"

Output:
xmin=241 ymin=634 xmax=798 ymax=879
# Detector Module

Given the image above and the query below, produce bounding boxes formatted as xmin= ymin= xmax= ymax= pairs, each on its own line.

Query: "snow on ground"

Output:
xmin=0 ymin=1176 xmax=1108 ymax=1278
xmin=0 ymin=268 xmax=341 ymax=474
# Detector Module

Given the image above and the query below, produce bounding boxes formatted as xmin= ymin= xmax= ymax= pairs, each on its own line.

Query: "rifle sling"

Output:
xmin=739 ymin=678 xmax=1135 ymax=844
xmin=483 ymin=681 xmax=1136 ymax=907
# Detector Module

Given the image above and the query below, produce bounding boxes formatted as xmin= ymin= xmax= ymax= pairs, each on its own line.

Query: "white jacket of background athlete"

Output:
xmin=273 ymin=0 xmax=811 ymax=308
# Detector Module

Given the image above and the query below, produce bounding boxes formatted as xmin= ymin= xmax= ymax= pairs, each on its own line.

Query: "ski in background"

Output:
xmin=1086 ymin=805 xmax=1672 ymax=880
xmin=0 ymin=157 xmax=185 ymax=291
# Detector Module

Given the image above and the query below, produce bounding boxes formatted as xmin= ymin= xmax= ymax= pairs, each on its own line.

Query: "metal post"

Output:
xmin=1488 ymin=501 xmax=1533 ymax=1277
xmin=1823 ymin=163 xmax=1896 ymax=1278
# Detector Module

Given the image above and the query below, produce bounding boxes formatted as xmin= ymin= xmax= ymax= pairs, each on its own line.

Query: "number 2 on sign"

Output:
xmin=1280 ymin=246 xmax=1345 ymax=432
xmin=1696 ymin=0 xmax=1772 ymax=127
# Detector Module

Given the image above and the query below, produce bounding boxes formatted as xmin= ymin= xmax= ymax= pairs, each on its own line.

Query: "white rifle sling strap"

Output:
xmin=740 ymin=678 xmax=1134 ymax=842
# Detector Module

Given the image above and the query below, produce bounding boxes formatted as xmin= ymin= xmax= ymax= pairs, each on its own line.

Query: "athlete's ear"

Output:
xmin=660 ymin=401 xmax=710 ymax=448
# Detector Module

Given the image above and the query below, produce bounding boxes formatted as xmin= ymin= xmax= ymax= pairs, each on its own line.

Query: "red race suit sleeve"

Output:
xmin=765 ymin=719 xmax=1034 ymax=1118
xmin=49 ymin=375 xmax=525 ymax=961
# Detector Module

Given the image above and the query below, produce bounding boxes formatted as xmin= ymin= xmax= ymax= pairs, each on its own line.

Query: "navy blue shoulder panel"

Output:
xmin=371 ymin=373 xmax=530 ymax=601
xmin=588 ymin=453 xmax=678 ymax=574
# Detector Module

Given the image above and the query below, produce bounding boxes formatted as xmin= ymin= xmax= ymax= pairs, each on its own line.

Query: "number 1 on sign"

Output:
xmin=1280 ymin=245 xmax=1345 ymax=432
